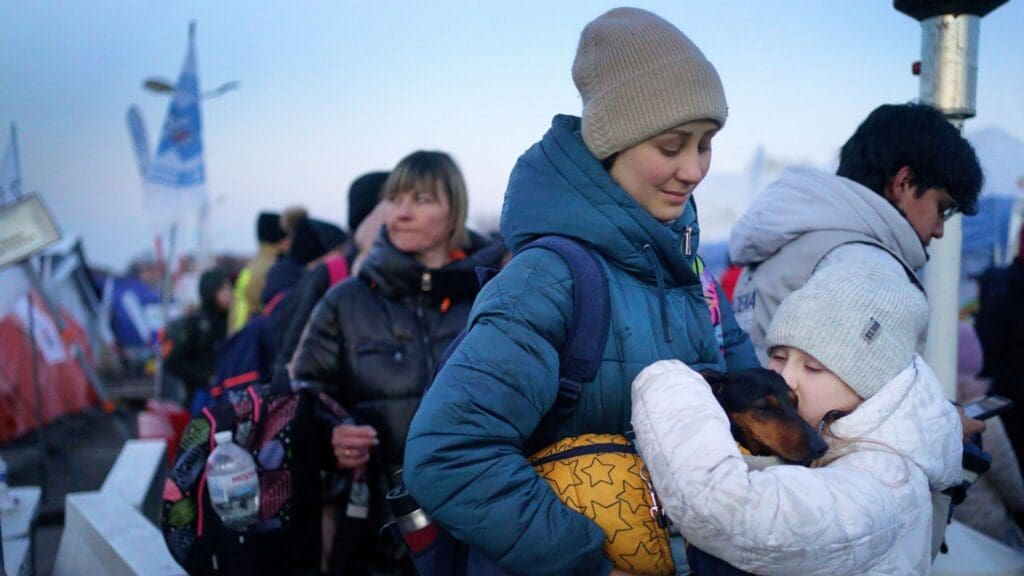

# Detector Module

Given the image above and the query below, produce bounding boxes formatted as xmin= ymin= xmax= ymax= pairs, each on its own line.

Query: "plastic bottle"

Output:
xmin=205 ymin=431 xmax=260 ymax=530
xmin=342 ymin=416 xmax=370 ymax=520
xmin=346 ymin=473 xmax=370 ymax=519
xmin=0 ymin=454 xmax=15 ymax=513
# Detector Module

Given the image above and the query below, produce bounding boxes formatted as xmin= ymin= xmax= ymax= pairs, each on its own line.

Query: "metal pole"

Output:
xmin=24 ymin=288 xmax=49 ymax=500
xmin=153 ymin=223 xmax=177 ymax=399
xmin=895 ymin=5 xmax=988 ymax=401
xmin=917 ymin=13 xmax=977 ymax=400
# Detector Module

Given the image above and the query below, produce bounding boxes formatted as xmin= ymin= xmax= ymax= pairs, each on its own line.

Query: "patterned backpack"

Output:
xmin=161 ymin=371 xmax=349 ymax=575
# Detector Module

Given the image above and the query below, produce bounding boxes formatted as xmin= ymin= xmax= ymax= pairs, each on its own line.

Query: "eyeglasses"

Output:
xmin=939 ymin=199 xmax=960 ymax=222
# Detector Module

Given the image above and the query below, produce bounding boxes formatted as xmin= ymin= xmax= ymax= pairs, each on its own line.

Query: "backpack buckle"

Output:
xmin=553 ymin=377 xmax=583 ymax=419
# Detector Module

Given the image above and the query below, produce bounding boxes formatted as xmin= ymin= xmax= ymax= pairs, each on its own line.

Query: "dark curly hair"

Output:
xmin=837 ymin=103 xmax=983 ymax=215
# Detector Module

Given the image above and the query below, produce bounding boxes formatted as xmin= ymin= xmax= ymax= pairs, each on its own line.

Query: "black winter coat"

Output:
xmin=976 ymin=260 xmax=1024 ymax=466
xmin=290 ymin=228 xmax=505 ymax=570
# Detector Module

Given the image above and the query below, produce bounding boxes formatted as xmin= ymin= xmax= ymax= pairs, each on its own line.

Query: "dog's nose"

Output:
xmin=808 ymin=433 xmax=828 ymax=460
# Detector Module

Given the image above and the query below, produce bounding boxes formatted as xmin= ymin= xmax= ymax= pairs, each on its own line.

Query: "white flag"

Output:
xmin=144 ymin=21 xmax=206 ymax=223
xmin=0 ymin=123 xmax=22 ymax=205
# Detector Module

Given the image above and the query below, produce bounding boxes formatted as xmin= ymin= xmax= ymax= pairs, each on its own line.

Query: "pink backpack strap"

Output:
xmin=325 ymin=256 xmax=349 ymax=286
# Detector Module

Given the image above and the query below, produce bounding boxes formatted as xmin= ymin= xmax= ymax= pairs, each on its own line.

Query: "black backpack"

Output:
xmin=161 ymin=370 xmax=349 ymax=575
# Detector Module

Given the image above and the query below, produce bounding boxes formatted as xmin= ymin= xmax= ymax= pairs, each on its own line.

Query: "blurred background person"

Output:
xmin=345 ymin=171 xmax=390 ymax=267
xmin=228 ymin=206 xmax=305 ymax=333
xmin=163 ymin=267 xmax=232 ymax=412
xmin=976 ymin=226 xmax=1024 ymax=470
xmin=261 ymin=213 xmax=346 ymax=307
xmin=955 ymin=320 xmax=1024 ymax=549
xmin=275 ymin=171 xmax=389 ymax=371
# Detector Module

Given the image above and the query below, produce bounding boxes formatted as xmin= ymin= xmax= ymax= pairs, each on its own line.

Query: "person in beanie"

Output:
xmin=164 ymin=267 xmax=233 ymax=411
xmin=404 ymin=8 xmax=757 ymax=575
xmin=976 ymin=225 xmax=1024 ymax=468
xmin=632 ymin=266 xmax=964 ymax=575
xmin=349 ymin=171 xmax=389 ymax=232
xmin=729 ymin=103 xmax=983 ymax=364
xmin=228 ymin=207 xmax=304 ymax=333
xmin=261 ymin=216 xmax=346 ymax=305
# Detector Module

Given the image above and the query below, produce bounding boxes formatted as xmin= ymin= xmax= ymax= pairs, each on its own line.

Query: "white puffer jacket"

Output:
xmin=631 ymin=357 xmax=963 ymax=575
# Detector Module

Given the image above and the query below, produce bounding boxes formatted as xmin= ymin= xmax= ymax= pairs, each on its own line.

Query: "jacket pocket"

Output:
xmin=356 ymin=341 xmax=407 ymax=363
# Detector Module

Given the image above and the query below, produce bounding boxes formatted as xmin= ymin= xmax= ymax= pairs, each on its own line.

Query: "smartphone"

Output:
xmin=963 ymin=395 xmax=1014 ymax=421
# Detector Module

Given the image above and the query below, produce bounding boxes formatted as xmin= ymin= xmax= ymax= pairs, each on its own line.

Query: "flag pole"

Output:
xmin=10 ymin=123 xmax=22 ymax=200
xmin=153 ymin=223 xmax=177 ymax=400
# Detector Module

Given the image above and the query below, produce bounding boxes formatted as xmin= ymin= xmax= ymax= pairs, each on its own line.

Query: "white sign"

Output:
xmin=0 ymin=194 xmax=61 ymax=269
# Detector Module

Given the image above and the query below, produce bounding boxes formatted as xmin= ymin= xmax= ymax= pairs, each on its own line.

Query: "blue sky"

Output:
xmin=2 ymin=1 xmax=1022 ymax=270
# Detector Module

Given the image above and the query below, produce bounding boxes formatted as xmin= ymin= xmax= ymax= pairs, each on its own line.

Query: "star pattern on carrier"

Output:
xmin=580 ymin=456 xmax=616 ymax=487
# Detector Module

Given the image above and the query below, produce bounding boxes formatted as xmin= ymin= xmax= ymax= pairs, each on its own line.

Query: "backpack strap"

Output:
xmin=427 ymin=236 xmax=610 ymax=448
xmin=325 ymin=256 xmax=350 ymax=287
xmin=521 ymin=236 xmax=610 ymax=424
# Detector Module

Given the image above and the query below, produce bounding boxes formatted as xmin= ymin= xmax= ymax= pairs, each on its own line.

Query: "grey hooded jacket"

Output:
xmin=729 ymin=166 xmax=927 ymax=362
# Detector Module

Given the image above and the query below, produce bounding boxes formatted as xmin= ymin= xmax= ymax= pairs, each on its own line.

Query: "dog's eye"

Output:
xmin=753 ymin=398 xmax=773 ymax=411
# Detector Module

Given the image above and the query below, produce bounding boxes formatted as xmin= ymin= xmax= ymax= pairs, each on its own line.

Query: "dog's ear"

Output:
xmin=699 ymin=370 xmax=727 ymax=396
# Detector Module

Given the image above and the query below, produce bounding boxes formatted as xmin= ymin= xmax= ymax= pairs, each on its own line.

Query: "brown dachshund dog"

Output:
xmin=701 ymin=368 xmax=828 ymax=465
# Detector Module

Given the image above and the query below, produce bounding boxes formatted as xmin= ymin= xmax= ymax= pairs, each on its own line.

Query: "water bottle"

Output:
xmin=346 ymin=473 xmax=370 ymax=520
xmin=386 ymin=483 xmax=437 ymax=549
xmin=343 ymin=417 xmax=369 ymax=520
xmin=205 ymin=431 xmax=260 ymax=530
xmin=0 ymin=454 xmax=15 ymax=513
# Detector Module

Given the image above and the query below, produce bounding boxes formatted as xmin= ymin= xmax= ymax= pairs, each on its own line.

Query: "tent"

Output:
xmin=0 ymin=237 xmax=111 ymax=443
xmin=0 ymin=290 xmax=99 ymax=442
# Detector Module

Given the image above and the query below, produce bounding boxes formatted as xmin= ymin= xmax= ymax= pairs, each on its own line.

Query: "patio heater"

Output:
xmin=894 ymin=0 xmax=1007 ymax=399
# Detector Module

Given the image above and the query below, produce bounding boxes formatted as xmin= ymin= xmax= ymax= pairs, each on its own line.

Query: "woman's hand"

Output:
xmin=608 ymin=569 xmax=643 ymax=576
xmin=332 ymin=423 xmax=379 ymax=469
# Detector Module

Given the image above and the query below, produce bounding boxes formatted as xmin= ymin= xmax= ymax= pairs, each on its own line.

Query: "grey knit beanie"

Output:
xmin=573 ymin=7 xmax=728 ymax=160
xmin=766 ymin=267 xmax=929 ymax=399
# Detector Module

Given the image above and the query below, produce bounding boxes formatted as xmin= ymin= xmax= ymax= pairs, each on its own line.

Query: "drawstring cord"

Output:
xmin=643 ymin=244 xmax=672 ymax=343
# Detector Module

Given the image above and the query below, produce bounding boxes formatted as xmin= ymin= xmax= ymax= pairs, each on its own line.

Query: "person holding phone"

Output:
xmin=954 ymin=321 xmax=1024 ymax=548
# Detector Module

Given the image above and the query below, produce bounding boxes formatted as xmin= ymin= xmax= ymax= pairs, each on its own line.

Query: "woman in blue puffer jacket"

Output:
xmin=404 ymin=8 xmax=758 ymax=576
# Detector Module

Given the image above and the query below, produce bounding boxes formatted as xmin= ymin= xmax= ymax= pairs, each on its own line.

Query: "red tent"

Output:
xmin=0 ymin=291 xmax=98 ymax=442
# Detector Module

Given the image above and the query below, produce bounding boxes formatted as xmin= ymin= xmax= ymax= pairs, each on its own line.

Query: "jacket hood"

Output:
xmin=500 ymin=114 xmax=702 ymax=287
xmin=830 ymin=354 xmax=963 ymax=490
xmin=729 ymin=166 xmax=927 ymax=270
xmin=359 ymin=227 xmax=506 ymax=300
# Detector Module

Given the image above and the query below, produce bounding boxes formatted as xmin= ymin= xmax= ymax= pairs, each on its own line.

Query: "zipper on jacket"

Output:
xmin=421 ymin=272 xmax=432 ymax=292
xmin=414 ymin=300 xmax=434 ymax=376
xmin=683 ymin=226 xmax=692 ymax=256
xmin=528 ymin=443 xmax=635 ymax=468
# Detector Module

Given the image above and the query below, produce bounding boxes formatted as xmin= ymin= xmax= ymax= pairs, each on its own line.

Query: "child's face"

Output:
xmin=767 ymin=346 xmax=863 ymax=429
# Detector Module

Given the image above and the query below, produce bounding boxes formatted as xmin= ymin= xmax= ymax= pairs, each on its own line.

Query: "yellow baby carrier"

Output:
xmin=529 ymin=434 xmax=674 ymax=575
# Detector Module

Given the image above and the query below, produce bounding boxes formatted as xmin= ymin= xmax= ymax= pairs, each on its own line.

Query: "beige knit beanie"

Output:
xmin=573 ymin=7 xmax=728 ymax=160
xmin=766 ymin=266 xmax=929 ymax=399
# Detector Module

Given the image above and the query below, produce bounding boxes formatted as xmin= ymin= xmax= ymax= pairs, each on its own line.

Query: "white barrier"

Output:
xmin=101 ymin=439 xmax=166 ymax=513
xmin=932 ymin=520 xmax=1024 ymax=575
xmin=54 ymin=438 xmax=184 ymax=575
xmin=52 ymin=492 xmax=184 ymax=576
xmin=2 ymin=537 xmax=30 ymax=576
